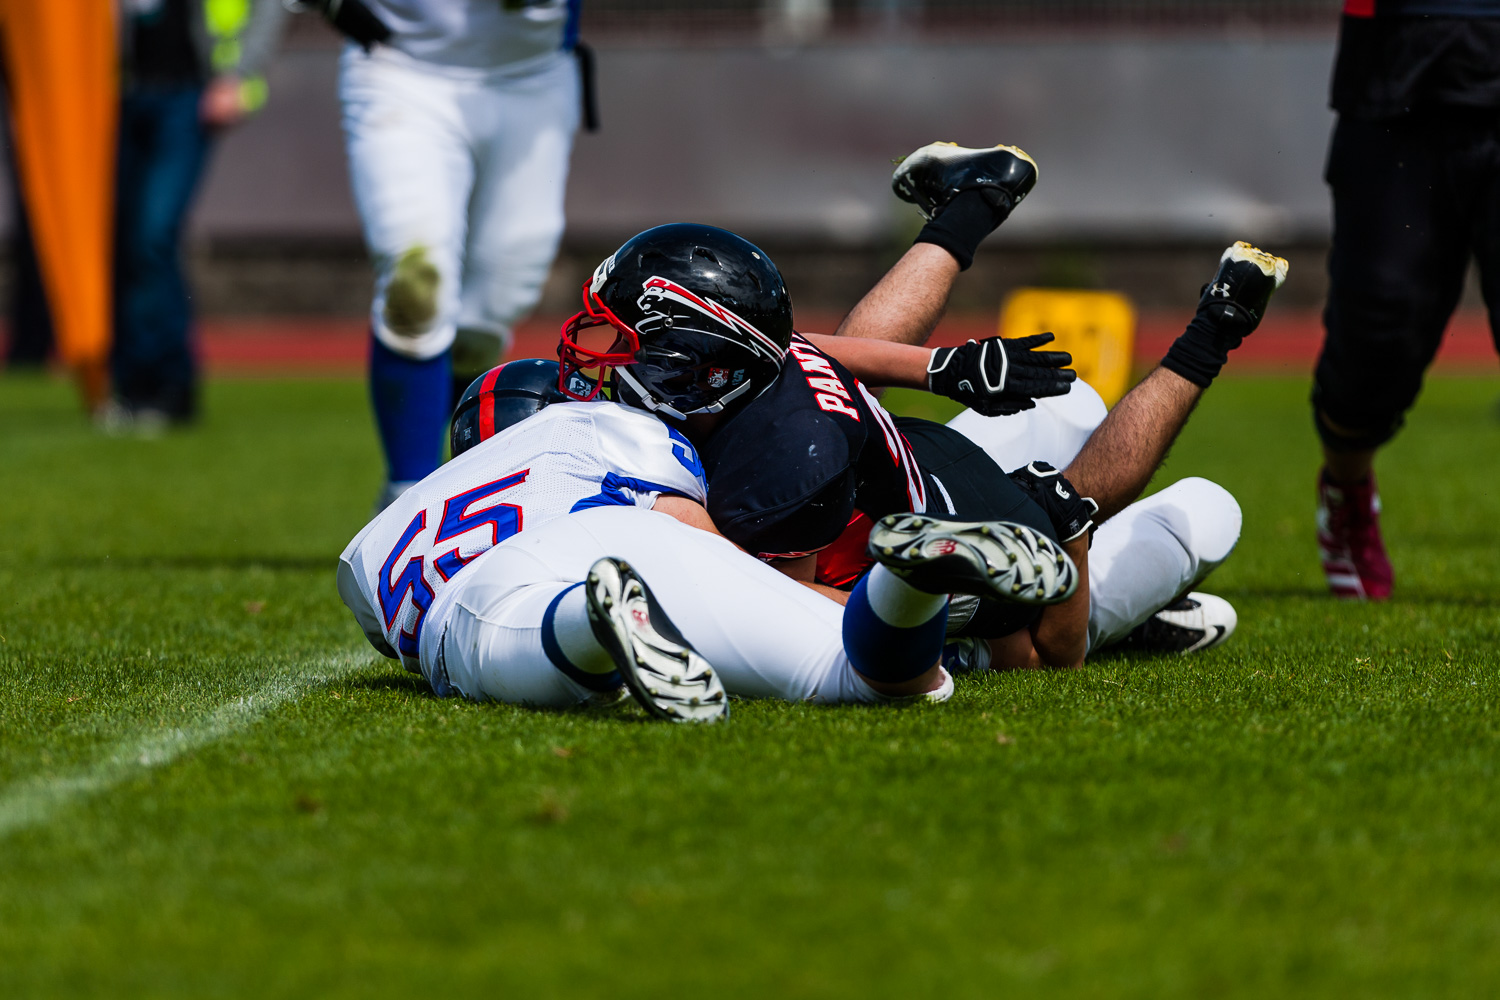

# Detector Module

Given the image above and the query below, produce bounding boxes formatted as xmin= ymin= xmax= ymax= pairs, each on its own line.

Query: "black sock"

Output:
xmin=1161 ymin=314 xmax=1241 ymax=388
xmin=913 ymin=189 xmax=1009 ymax=271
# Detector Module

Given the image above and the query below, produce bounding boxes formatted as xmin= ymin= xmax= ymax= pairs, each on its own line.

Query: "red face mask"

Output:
xmin=557 ymin=280 xmax=639 ymax=401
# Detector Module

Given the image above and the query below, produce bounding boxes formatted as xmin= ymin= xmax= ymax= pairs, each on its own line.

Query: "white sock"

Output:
xmin=864 ymin=564 xmax=947 ymax=627
xmin=546 ymin=585 xmax=616 ymax=674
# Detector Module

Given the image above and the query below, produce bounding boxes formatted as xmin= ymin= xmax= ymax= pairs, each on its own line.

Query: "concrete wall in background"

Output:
xmin=1 ymin=36 xmax=1340 ymax=248
xmin=557 ymin=37 xmax=1338 ymax=246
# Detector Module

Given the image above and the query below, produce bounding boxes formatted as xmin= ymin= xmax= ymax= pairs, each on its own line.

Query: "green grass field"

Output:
xmin=2 ymin=371 xmax=1498 ymax=998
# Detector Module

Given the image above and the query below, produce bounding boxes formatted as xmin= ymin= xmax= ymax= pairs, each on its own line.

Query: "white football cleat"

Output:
xmin=585 ymin=557 xmax=728 ymax=724
xmin=872 ymin=666 xmax=956 ymax=705
xmin=1120 ymin=592 xmax=1237 ymax=654
xmin=868 ymin=514 xmax=1078 ymax=606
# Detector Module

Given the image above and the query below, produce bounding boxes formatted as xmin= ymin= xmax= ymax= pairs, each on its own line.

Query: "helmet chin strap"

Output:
xmin=615 ymin=366 xmax=687 ymax=421
xmin=614 ymin=366 xmax=757 ymax=422
xmin=711 ymin=378 xmax=756 ymax=410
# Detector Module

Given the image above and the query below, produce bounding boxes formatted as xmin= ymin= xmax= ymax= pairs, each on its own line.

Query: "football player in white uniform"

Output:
xmin=300 ymin=0 xmax=584 ymax=508
xmin=338 ymin=360 xmax=1079 ymax=722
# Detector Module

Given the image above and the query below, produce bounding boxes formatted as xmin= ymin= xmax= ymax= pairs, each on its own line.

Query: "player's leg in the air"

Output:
xmin=1064 ymin=242 xmax=1287 ymax=520
xmin=836 ymin=142 xmax=1038 ymax=346
xmin=942 ymin=244 xmax=1282 ymax=668
xmin=341 ymin=50 xmax=472 ymax=509
xmin=819 ymin=142 xmax=1078 ymax=418
xmin=1042 ymin=244 xmax=1283 ymax=654
xmin=450 ymin=55 xmax=580 ymax=404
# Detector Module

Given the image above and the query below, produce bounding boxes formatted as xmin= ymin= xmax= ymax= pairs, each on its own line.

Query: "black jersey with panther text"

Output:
xmin=700 ymin=334 xmax=1061 ymax=638
xmin=700 ymin=335 xmax=935 ymax=560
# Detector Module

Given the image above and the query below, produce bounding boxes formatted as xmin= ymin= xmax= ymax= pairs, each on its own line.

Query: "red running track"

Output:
xmin=198 ymin=310 xmax=1498 ymax=375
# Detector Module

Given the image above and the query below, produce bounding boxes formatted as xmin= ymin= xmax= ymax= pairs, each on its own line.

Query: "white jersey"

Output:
xmin=338 ymin=401 xmax=707 ymax=669
xmin=364 ymin=0 xmax=579 ymax=74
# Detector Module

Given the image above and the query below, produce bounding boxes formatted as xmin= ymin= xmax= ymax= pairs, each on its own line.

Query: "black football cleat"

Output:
xmin=891 ymin=142 xmax=1039 ymax=223
xmin=1197 ymin=242 xmax=1289 ymax=339
xmin=868 ymin=514 xmax=1078 ymax=606
xmin=585 ymin=557 xmax=727 ymax=723
xmin=1118 ymin=592 xmax=1237 ymax=654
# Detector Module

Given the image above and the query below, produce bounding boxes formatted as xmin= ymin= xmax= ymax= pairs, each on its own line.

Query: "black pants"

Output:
xmin=897 ymin=417 xmax=1053 ymax=639
xmin=113 ymin=85 xmax=213 ymax=419
xmin=1314 ymin=111 xmax=1500 ymax=450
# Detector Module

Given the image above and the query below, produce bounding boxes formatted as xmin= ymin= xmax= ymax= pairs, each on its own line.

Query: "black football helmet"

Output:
xmin=450 ymin=358 xmax=579 ymax=458
xmin=557 ymin=223 xmax=794 ymax=421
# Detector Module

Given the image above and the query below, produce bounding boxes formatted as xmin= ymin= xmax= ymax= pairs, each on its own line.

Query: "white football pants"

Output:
xmin=424 ymin=506 xmax=891 ymax=707
xmin=340 ymin=46 xmax=579 ymax=366
xmin=947 ymin=382 xmax=1242 ymax=653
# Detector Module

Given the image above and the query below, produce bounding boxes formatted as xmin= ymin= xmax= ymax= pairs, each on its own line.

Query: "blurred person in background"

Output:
xmin=1313 ymin=0 xmax=1500 ymax=600
xmin=107 ymin=0 xmax=287 ymax=431
xmin=2 ymin=151 xmax=55 ymax=369
xmin=294 ymin=0 xmax=585 ymax=510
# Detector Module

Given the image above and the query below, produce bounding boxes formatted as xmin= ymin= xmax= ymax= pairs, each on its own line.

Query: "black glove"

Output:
xmin=285 ymin=0 xmax=392 ymax=50
xmin=927 ymin=333 xmax=1076 ymax=416
xmin=1007 ymin=461 xmax=1097 ymax=545
xmin=1162 ymin=241 xmax=1288 ymax=388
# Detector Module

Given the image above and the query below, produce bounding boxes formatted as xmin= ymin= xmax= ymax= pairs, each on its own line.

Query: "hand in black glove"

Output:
xmin=1007 ymin=461 xmax=1098 ymax=545
xmin=285 ymin=0 xmax=392 ymax=50
xmin=927 ymin=333 xmax=1076 ymax=416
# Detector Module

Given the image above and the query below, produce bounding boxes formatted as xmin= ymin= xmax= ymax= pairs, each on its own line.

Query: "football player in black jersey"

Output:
xmin=537 ymin=143 xmax=1289 ymax=677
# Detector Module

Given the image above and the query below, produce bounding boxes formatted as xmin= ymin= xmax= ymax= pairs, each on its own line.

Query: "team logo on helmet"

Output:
xmin=566 ymin=371 xmax=595 ymax=397
xmin=635 ymin=275 xmax=788 ymax=364
xmin=708 ymin=368 xmax=730 ymax=388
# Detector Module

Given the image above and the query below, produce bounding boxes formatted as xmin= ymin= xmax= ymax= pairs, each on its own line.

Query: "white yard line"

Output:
xmin=0 ymin=654 xmax=364 ymax=838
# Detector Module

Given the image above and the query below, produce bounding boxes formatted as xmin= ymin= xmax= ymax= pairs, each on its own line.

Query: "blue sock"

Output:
xmin=842 ymin=570 xmax=949 ymax=684
xmin=370 ymin=336 xmax=452 ymax=483
xmin=540 ymin=583 xmax=622 ymax=692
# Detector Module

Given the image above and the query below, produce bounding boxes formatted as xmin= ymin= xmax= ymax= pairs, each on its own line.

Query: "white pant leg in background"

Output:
xmin=340 ymin=47 xmax=578 ymax=364
xmin=454 ymin=55 xmax=579 ymax=373
xmin=429 ymin=506 xmax=886 ymax=706
xmin=1085 ymin=477 xmax=1242 ymax=653
xmin=341 ymin=48 xmax=471 ymax=360
xmin=946 ymin=380 xmax=1108 ymax=473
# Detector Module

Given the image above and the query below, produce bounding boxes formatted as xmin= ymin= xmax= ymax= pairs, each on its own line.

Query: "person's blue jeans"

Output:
xmin=113 ymin=85 xmax=213 ymax=419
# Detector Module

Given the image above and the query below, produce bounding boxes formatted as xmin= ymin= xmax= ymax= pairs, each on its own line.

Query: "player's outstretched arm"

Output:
xmin=835 ymin=142 xmax=1040 ymax=346
xmin=1064 ymin=367 xmax=1204 ymax=522
xmin=804 ymin=331 xmax=1075 ymax=415
xmin=1065 ymin=242 xmax=1287 ymax=522
xmin=802 ymin=333 xmax=933 ymax=388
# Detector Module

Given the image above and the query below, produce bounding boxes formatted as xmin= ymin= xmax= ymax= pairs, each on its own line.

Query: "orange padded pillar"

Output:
xmin=0 ymin=0 xmax=117 ymax=410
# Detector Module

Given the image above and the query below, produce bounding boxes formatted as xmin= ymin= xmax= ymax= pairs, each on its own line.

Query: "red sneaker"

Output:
xmin=1316 ymin=469 xmax=1393 ymax=600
